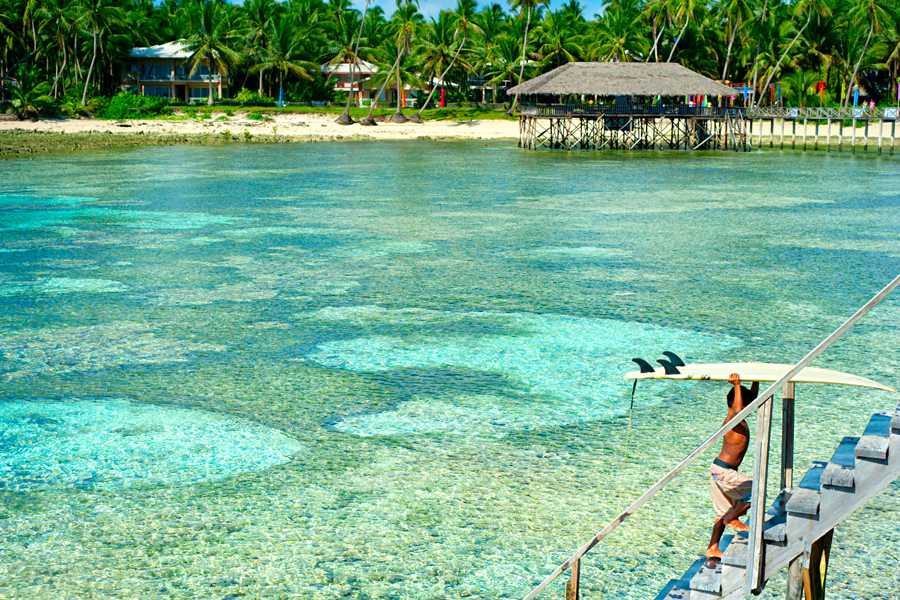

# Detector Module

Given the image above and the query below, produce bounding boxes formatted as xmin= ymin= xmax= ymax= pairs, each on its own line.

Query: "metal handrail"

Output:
xmin=746 ymin=106 xmax=897 ymax=120
xmin=523 ymin=272 xmax=900 ymax=600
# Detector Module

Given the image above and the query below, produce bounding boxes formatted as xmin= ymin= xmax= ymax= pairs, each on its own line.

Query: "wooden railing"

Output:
xmin=748 ymin=106 xmax=899 ymax=120
xmin=520 ymin=104 xmax=747 ymax=118
xmin=522 ymin=272 xmax=900 ymax=600
xmin=519 ymin=104 xmax=900 ymax=120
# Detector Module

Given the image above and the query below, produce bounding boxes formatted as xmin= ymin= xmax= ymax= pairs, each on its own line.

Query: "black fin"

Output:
xmin=662 ymin=351 xmax=686 ymax=367
xmin=657 ymin=359 xmax=681 ymax=375
xmin=631 ymin=358 xmax=655 ymax=373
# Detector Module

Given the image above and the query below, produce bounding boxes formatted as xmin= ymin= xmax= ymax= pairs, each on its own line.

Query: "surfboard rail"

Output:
xmin=624 ymin=362 xmax=895 ymax=393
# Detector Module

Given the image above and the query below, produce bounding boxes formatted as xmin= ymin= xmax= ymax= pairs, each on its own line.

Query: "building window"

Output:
xmin=144 ymin=86 xmax=172 ymax=98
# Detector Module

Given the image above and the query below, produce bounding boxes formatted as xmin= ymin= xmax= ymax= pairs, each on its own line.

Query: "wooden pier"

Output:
xmin=519 ymin=104 xmax=751 ymax=151
xmin=518 ymin=104 xmax=899 ymax=154
xmin=747 ymin=106 xmax=899 ymax=155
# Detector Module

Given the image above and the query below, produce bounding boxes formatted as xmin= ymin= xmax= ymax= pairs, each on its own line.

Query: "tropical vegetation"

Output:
xmin=1 ymin=0 xmax=899 ymax=119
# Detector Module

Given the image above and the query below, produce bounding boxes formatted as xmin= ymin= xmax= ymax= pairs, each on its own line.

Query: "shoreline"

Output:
xmin=0 ymin=112 xmax=519 ymax=158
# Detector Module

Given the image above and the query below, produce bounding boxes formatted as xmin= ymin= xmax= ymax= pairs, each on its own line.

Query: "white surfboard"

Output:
xmin=624 ymin=362 xmax=895 ymax=392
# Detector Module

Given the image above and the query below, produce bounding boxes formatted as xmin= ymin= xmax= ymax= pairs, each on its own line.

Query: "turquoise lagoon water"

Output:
xmin=0 ymin=142 xmax=898 ymax=599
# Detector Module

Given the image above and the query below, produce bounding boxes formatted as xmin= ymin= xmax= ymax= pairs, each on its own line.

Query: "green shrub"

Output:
xmin=248 ymin=112 xmax=263 ymax=120
xmin=220 ymin=130 xmax=232 ymax=139
xmin=243 ymin=131 xmax=252 ymax=140
xmin=185 ymin=107 xmax=198 ymax=117
xmin=198 ymin=112 xmax=211 ymax=120
xmin=234 ymin=88 xmax=275 ymax=104
xmin=224 ymin=109 xmax=233 ymax=117
xmin=102 ymin=92 xmax=172 ymax=120
xmin=216 ymin=115 xmax=228 ymax=121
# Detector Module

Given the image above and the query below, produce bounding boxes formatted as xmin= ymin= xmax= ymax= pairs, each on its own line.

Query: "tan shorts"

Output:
xmin=711 ymin=464 xmax=753 ymax=519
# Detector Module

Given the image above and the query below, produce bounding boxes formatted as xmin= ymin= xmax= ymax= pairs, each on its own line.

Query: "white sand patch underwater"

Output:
xmin=307 ymin=309 xmax=741 ymax=436
xmin=0 ymin=398 xmax=303 ymax=490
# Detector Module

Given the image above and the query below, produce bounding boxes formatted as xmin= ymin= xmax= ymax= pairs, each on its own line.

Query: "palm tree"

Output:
xmin=589 ymin=2 xmax=649 ymax=62
xmin=10 ymin=65 xmax=52 ymax=118
xmin=183 ymin=1 xmax=242 ymax=106
xmin=335 ymin=0 xmax=372 ymax=124
xmin=718 ymin=0 xmax=755 ymax=80
xmin=77 ymin=0 xmax=124 ymax=106
xmin=666 ymin=0 xmax=700 ymax=62
xmin=243 ymin=0 xmax=279 ymax=97
xmin=505 ymin=0 xmax=548 ymax=115
xmin=411 ymin=0 xmax=481 ymax=122
xmin=755 ymin=0 xmax=831 ymax=108
xmin=844 ymin=0 xmax=892 ymax=106
xmin=253 ymin=16 xmax=318 ymax=103
xmin=37 ymin=0 xmax=78 ymax=97
xmin=386 ymin=0 xmax=423 ymax=123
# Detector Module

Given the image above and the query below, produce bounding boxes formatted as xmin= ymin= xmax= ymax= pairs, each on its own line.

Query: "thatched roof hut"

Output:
xmin=508 ymin=62 xmax=735 ymax=98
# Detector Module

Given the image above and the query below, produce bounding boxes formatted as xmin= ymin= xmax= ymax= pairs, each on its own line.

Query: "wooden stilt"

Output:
xmin=746 ymin=395 xmax=773 ymax=595
xmin=838 ymin=120 xmax=843 ymax=151
xmin=892 ymin=121 xmax=896 ymax=156
xmin=781 ymin=119 xmax=785 ymax=149
xmin=792 ymin=119 xmax=796 ymax=149
xmin=851 ymin=119 xmax=857 ymax=153
xmin=864 ymin=120 xmax=869 ymax=153
xmin=878 ymin=120 xmax=883 ymax=155
xmin=827 ymin=120 xmax=832 ymax=152
xmin=786 ymin=556 xmax=804 ymax=600
xmin=770 ymin=119 xmax=775 ymax=148
xmin=565 ymin=559 xmax=580 ymax=600
xmin=802 ymin=529 xmax=834 ymax=600
xmin=803 ymin=118 xmax=807 ymax=150
xmin=814 ymin=120 xmax=820 ymax=150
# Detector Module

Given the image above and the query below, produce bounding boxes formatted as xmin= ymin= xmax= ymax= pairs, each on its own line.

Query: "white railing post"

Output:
xmin=747 ymin=394 xmax=773 ymax=594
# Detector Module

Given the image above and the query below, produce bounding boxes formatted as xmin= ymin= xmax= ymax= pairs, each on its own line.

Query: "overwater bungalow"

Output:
xmin=509 ymin=62 xmax=748 ymax=151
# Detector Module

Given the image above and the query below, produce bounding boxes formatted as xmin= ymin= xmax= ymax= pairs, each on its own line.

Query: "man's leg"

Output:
xmin=706 ymin=517 xmax=727 ymax=559
xmin=724 ymin=501 xmax=751 ymax=531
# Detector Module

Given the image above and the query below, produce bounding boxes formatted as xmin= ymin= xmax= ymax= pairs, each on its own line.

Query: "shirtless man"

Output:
xmin=706 ymin=373 xmax=759 ymax=559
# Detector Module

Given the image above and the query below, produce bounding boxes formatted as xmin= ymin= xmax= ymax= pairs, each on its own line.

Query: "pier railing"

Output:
xmin=521 ymin=273 xmax=900 ymax=600
xmin=748 ymin=106 xmax=899 ymax=120
xmin=520 ymin=104 xmax=747 ymax=118
xmin=520 ymin=104 xmax=899 ymax=120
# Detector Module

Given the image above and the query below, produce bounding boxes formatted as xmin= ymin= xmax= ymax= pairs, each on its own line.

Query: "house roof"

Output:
xmin=507 ymin=62 xmax=736 ymax=97
xmin=130 ymin=40 xmax=192 ymax=59
xmin=321 ymin=60 xmax=378 ymax=75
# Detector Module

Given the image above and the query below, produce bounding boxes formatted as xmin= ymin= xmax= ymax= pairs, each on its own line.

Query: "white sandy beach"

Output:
xmin=0 ymin=111 xmax=521 ymax=140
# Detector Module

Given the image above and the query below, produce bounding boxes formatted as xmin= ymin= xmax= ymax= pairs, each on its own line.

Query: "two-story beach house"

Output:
xmin=122 ymin=41 xmax=228 ymax=102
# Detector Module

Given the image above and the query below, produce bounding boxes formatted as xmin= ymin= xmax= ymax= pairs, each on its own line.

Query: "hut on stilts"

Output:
xmin=510 ymin=63 xmax=748 ymax=152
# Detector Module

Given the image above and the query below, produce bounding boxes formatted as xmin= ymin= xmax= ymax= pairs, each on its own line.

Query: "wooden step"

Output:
xmin=855 ymin=412 xmax=893 ymax=460
xmin=655 ymin=580 xmax=721 ymax=600
xmin=890 ymin=407 xmax=900 ymax=433
xmin=821 ymin=436 xmax=859 ymax=489
xmin=721 ymin=535 xmax=747 ymax=567
xmin=784 ymin=461 xmax=827 ymax=516
xmin=689 ymin=558 xmax=722 ymax=593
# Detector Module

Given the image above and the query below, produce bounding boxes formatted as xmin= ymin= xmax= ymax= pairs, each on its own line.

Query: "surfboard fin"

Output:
xmin=662 ymin=351 xmax=686 ymax=367
xmin=631 ymin=358 xmax=655 ymax=373
xmin=657 ymin=359 xmax=681 ymax=375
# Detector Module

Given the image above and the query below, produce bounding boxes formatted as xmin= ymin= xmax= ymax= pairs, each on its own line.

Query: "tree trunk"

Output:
xmin=81 ymin=27 xmax=98 ymax=107
xmin=391 ymin=46 xmax=407 ymax=123
xmin=845 ymin=19 xmax=874 ymax=107
xmin=755 ymin=8 xmax=811 ymax=109
xmin=336 ymin=0 xmax=370 ymax=124
xmin=749 ymin=0 xmax=769 ymax=106
xmin=360 ymin=52 xmax=401 ymax=125
xmin=722 ymin=21 xmax=738 ymax=80
xmin=412 ymin=29 xmax=467 ymax=122
xmin=667 ymin=16 xmax=690 ymax=62
xmin=650 ymin=20 xmax=665 ymax=62
xmin=208 ymin=59 xmax=214 ymax=106
xmin=259 ymin=67 xmax=264 ymax=96
xmin=505 ymin=6 xmax=531 ymax=116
